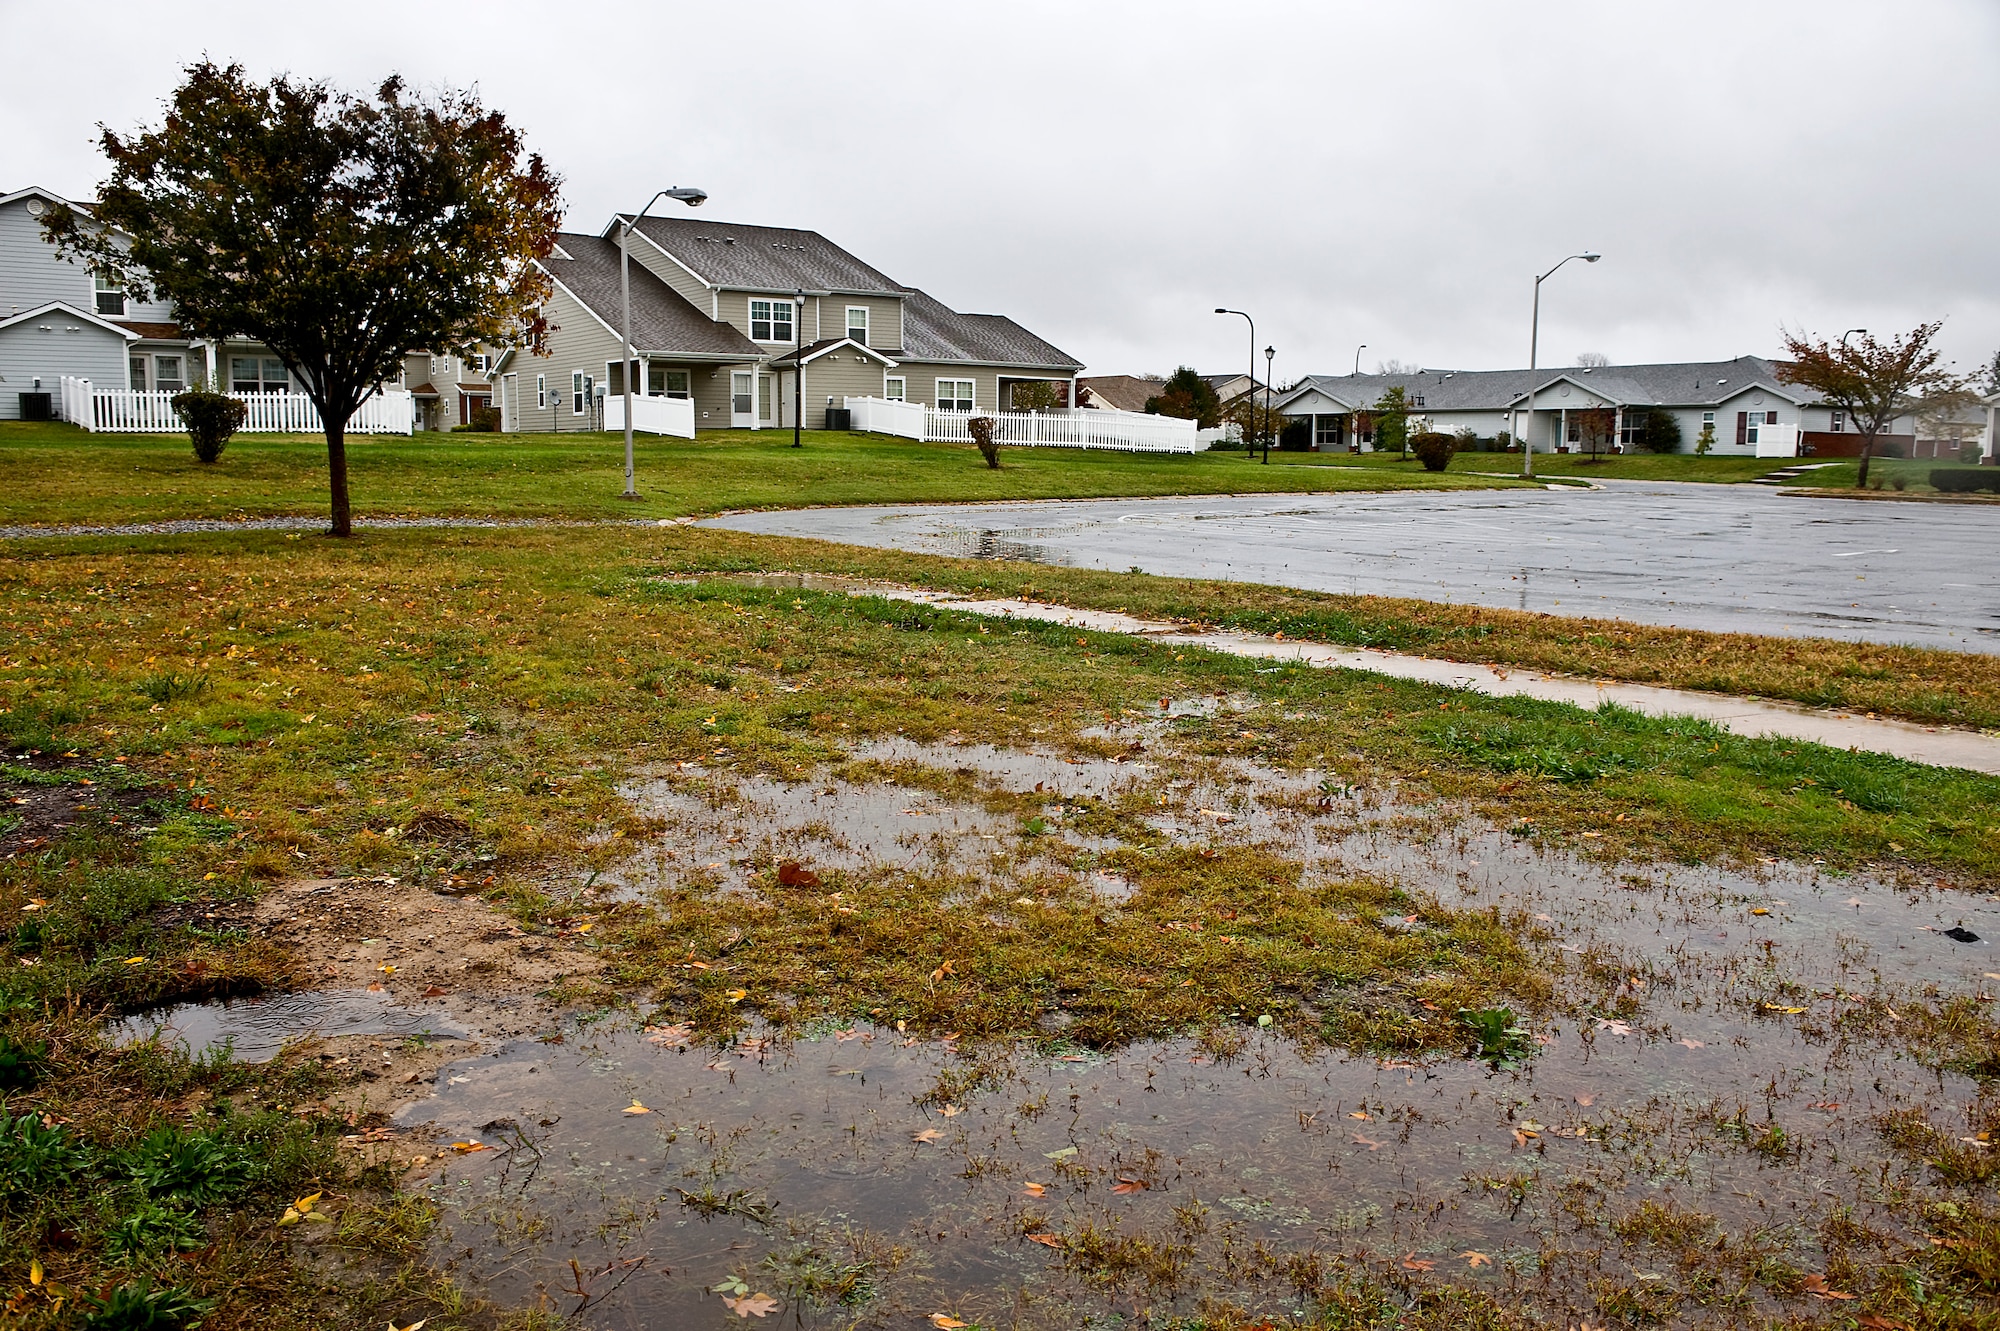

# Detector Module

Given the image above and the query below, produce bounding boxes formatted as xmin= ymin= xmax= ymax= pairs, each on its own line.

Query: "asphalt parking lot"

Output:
xmin=707 ymin=481 xmax=2000 ymax=653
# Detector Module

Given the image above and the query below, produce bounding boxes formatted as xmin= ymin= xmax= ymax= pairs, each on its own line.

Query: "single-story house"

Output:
xmin=490 ymin=215 xmax=1082 ymax=432
xmin=1273 ymin=356 xmax=1916 ymax=457
xmin=1078 ymin=374 xmax=1166 ymax=412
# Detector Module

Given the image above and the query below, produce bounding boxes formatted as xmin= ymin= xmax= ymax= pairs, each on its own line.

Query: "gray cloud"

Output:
xmin=5 ymin=0 xmax=1994 ymax=380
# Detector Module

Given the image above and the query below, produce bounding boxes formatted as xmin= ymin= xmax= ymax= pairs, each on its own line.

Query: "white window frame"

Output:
xmin=846 ymin=306 xmax=869 ymax=345
xmin=883 ymin=375 xmax=906 ymax=401
xmin=129 ymin=355 xmax=148 ymax=392
xmin=536 ymin=374 xmax=547 ymax=409
xmin=648 ymin=365 xmax=691 ymax=399
xmin=94 ymin=272 xmax=126 ymax=317
xmin=748 ymin=298 xmax=795 ymax=344
xmin=1830 ymin=409 xmax=1844 ymax=433
xmin=571 ymin=370 xmax=585 ymax=415
xmin=153 ymin=353 xmax=185 ymax=392
xmin=936 ymin=379 xmax=974 ymax=412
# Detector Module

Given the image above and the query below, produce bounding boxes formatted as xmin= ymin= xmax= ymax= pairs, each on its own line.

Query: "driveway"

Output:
xmin=704 ymin=481 xmax=2000 ymax=653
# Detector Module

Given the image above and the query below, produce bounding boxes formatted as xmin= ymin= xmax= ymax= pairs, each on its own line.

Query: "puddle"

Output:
xmin=109 ymin=989 xmax=468 ymax=1062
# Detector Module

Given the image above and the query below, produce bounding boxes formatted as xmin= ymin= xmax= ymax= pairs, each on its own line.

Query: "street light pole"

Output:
xmin=1263 ymin=345 xmax=1275 ymax=464
xmin=791 ymin=289 xmax=805 ymax=448
xmin=1215 ymin=308 xmax=1253 ymax=456
xmin=619 ymin=185 xmax=708 ymax=498
xmin=1519 ymin=251 xmax=1600 ymax=479
xmin=1353 ymin=344 xmax=1366 ymax=376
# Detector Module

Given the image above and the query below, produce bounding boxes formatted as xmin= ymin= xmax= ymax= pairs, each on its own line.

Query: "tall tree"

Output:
xmin=1575 ymin=406 xmax=1616 ymax=460
xmin=44 ymin=62 xmax=562 ymax=536
xmin=1776 ymin=322 xmax=1960 ymax=489
xmin=1372 ymin=386 xmax=1411 ymax=457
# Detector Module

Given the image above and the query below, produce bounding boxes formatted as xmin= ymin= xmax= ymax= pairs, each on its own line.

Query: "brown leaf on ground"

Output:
xmin=1021 ymin=1182 xmax=1046 ymax=1197
xmin=1111 ymin=1177 xmax=1149 ymax=1194
xmin=1460 ymin=1250 xmax=1492 ymax=1267
xmin=1801 ymin=1274 xmax=1856 ymax=1300
xmin=1402 ymin=1252 xmax=1435 ymax=1271
xmin=930 ymin=1316 xmax=969 ymax=1329
xmin=1025 ymin=1233 xmax=1063 ymax=1247
xmin=1353 ymin=1134 xmax=1385 ymax=1150
xmin=721 ymin=1292 xmax=780 ymax=1318
xmin=776 ymin=862 xmax=821 ymax=888
xmin=912 ymin=1128 xmax=943 ymax=1144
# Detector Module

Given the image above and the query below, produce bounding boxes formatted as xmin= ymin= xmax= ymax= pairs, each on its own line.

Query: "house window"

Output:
xmin=130 ymin=357 xmax=148 ymax=391
xmin=154 ymin=355 xmax=184 ymax=392
xmin=571 ymin=371 xmax=585 ymax=414
xmin=749 ymin=298 xmax=794 ymax=343
xmin=94 ymin=272 xmax=126 ymax=317
xmin=1314 ymin=414 xmax=1343 ymax=447
xmin=474 ymin=353 xmax=490 ymax=376
xmin=536 ymin=374 xmax=547 ymax=409
xmin=1830 ymin=410 xmax=1844 ymax=433
xmin=936 ymin=379 xmax=974 ymax=412
xmin=648 ymin=365 xmax=690 ymax=398
xmin=230 ymin=356 xmax=288 ymax=392
xmin=846 ymin=306 xmax=869 ymax=345
xmin=884 ymin=376 xmax=906 ymax=401
xmin=1618 ymin=409 xmax=1644 ymax=446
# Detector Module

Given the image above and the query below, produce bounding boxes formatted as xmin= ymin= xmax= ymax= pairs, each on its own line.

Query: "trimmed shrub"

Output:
xmin=169 ymin=386 xmax=246 ymax=464
xmin=1931 ymin=469 xmax=2000 ymax=493
xmin=1278 ymin=417 xmax=1312 ymax=451
xmin=470 ymin=406 xmax=501 ymax=431
xmin=969 ymin=416 xmax=1000 ymax=469
xmin=1410 ymin=431 xmax=1456 ymax=472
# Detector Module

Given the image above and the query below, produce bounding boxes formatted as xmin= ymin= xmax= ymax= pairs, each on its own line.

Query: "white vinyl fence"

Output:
xmin=602 ymin=392 xmax=696 ymax=439
xmin=843 ymin=398 xmax=1201 ymax=453
xmin=59 ymin=377 xmax=413 ymax=435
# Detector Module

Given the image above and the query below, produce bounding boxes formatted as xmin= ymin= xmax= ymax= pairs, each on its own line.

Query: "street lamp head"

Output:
xmin=1265 ymin=346 xmax=1275 ymax=359
xmin=1582 ymin=252 xmax=1600 ymax=263
xmin=664 ymin=187 xmax=708 ymax=207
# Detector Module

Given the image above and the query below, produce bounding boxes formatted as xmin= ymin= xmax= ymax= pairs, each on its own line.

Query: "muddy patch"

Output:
xmin=2 ymin=750 xmax=163 ymax=859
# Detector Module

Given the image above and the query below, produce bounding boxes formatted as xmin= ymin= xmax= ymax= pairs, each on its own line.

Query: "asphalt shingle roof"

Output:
xmin=621 ymin=216 xmax=904 ymax=296
xmin=893 ymin=287 xmax=1082 ymax=370
xmin=1277 ymin=356 xmax=1803 ymax=412
xmin=542 ymin=233 xmax=761 ymax=358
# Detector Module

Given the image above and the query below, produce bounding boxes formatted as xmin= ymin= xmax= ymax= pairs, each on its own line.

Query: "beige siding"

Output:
xmin=891 ymin=362 xmax=1068 ymax=415
xmin=717 ymin=290 xmax=812 ymax=355
xmin=831 ymin=296 xmax=902 ymax=349
xmin=781 ymin=353 xmax=891 ymax=428
xmin=504 ymin=284 xmax=626 ymax=433
xmin=620 ymin=234 xmax=714 ymax=314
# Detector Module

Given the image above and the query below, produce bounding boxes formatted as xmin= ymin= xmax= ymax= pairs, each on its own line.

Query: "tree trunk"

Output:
xmin=1856 ymin=434 xmax=1874 ymax=489
xmin=325 ymin=421 xmax=352 ymax=537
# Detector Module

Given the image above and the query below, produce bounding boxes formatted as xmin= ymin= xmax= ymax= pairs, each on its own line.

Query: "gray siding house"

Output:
xmin=1274 ymin=356 xmax=1916 ymax=458
xmin=491 ymin=215 xmax=1082 ymax=432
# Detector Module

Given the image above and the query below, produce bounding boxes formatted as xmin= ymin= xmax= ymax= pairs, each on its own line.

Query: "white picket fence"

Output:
xmin=602 ymin=392 xmax=696 ymax=439
xmin=59 ymin=377 xmax=413 ymax=435
xmin=843 ymin=397 xmax=1201 ymax=453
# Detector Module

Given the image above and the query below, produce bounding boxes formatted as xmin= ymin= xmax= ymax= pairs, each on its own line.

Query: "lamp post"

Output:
xmin=1263 ymin=345 xmax=1275 ymax=463
xmin=1518 ymin=251 xmax=1600 ymax=479
xmin=1841 ymin=328 xmax=1868 ymax=348
xmin=1215 ymin=308 xmax=1254 ymax=456
xmin=791 ymin=289 xmax=805 ymax=448
xmin=619 ymin=185 xmax=708 ymax=499
xmin=1353 ymin=344 xmax=1367 ymax=376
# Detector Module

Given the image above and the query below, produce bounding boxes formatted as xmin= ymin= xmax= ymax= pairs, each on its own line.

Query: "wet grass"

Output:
xmin=0 ymin=421 xmax=1515 ymax=529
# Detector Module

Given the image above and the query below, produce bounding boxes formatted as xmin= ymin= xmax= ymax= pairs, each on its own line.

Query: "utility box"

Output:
xmin=17 ymin=392 xmax=52 ymax=422
xmin=825 ymin=408 xmax=853 ymax=431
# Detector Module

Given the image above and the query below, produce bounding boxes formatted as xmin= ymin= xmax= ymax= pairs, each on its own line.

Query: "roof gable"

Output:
xmin=0 ymin=300 xmax=141 ymax=340
xmin=619 ymin=216 xmax=905 ymax=296
xmin=537 ymin=232 xmax=761 ymax=360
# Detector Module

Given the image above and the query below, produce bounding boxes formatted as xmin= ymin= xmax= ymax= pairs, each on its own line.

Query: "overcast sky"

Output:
xmin=5 ymin=0 xmax=1995 ymax=383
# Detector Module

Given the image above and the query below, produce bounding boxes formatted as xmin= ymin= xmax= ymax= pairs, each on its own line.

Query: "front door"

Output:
xmin=731 ymin=372 xmax=754 ymax=428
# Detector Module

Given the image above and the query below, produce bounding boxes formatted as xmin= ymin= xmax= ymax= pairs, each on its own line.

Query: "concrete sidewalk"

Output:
xmin=859 ymin=586 xmax=2000 ymax=776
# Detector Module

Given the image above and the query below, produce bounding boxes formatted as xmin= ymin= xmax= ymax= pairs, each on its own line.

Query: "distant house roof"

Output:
xmin=1079 ymin=375 xmax=1167 ymax=412
xmin=893 ymin=287 xmax=1082 ymax=370
xmin=616 ymin=216 xmax=905 ymax=296
xmin=538 ymin=232 xmax=762 ymax=360
xmin=1274 ymin=355 xmax=1807 ymax=413
xmin=408 ymin=382 xmax=441 ymax=398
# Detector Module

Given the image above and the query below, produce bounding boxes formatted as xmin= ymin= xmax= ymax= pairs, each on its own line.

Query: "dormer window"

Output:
xmin=749 ymin=298 xmax=794 ymax=343
xmin=846 ymin=306 xmax=869 ymax=345
xmin=94 ymin=272 xmax=126 ymax=317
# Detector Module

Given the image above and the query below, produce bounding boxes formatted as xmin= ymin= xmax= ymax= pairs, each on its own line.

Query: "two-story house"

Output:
xmin=490 ymin=216 xmax=1082 ymax=432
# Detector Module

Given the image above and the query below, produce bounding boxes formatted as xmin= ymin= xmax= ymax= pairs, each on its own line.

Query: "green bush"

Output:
xmin=168 ymin=386 xmax=246 ymax=464
xmin=1932 ymin=469 xmax=2000 ymax=493
xmin=1410 ymin=431 xmax=1456 ymax=472
xmin=1638 ymin=407 xmax=1684 ymax=453
xmin=1278 ymin=417 xmax=1312 ymax=451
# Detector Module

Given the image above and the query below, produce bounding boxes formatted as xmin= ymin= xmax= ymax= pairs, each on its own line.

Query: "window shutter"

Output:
xmin=1735 ymin=411 xmax=1748 ymax=446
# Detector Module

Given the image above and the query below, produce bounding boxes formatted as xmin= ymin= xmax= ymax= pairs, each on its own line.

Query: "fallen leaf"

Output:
xmin=1352 ymin=1134 xmax=1384 ymax=1150
xmin=623 ymin=1100 xmax=652 ymax=1115
xmin=645 ymin=1023 xmax=693 ymax=1049
xmin=1044 ymin=1145 xmax=1079 ymax=1159
xmin=1800 ymin=1273 xmax=1855 ymax=1300
xmin=1022 ymin=1182 xmax=1046 ymax=1197
xmin=421 ymin=985 xmax=449 ymax=998
xmin=1348 ymin=1110 xmax=1371 ymax=1120
xmin=30 ymin=1258 xmax=44 ymax=1286
xmin=913 ymin=1128 xmax=944 ymax=1144
xmin=1762 ymin=1003 xmax=1808 ymax=1015
xmin=776 ymin=862 xmax=821 ymax=888
xmin=721 ymin=1292 xmax=781 ymax=1318
xmin=930 ymin=1317 xmax=969 ymax=1330
xmin=939 ymin=1104 xmax=964 ymax=1118
xmin=388 ymin=1322 xmax=427 ymax=1331
xmin=1025 ymin=1232 xmax=1063 ymax=1247
xmin=122 ymin=956 xmax=147 ymax=966
xmin=377 ymin=964 xmax=396 ymax=974
xmin=1512 ymin=1129 xmax=1537 ymax=1148
xmin=1461 ymin=1250 xmax=1492 ymax=1268
xmin=929 ymin=959 xmax=957 ymax=983
xmin=1674 ymin=1038 xmax=1705 ymax=1049
xmin=1111 ymin=1177 xmax=1149 ymax=1194
xmin=725 ymin=988 xmax=748 ymax=1004
xmin=1573 ymin=1093 xmax=1595 ymax=1107
xmin=1858 ymin=1315 xmax=1913 ymax=1330
xmin=449 ymin=1140 xmax=490 ymax=1153
xmin=1751 ymin=907 xmax=1769 ymax=916
xmin=1402 ymin=1252 xmax=1436 ymax=1271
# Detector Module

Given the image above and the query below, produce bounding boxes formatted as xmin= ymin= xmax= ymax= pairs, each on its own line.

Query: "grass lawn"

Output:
xmin=9 ymin=522 xmax=2000 ymax=1326
xmin=0 ymin=421 xmax=1519 ymax=528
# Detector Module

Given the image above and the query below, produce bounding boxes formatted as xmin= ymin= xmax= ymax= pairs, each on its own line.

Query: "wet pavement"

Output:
xmin=703 ymin=482 xmax=2000 ymax=652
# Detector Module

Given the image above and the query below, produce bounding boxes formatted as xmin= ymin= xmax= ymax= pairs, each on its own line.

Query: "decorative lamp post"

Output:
xmin=618 ymin=186 xmax=707 ymax=499
xmin=791 ymin=289 xmax=805 ymax=448
xmin=1263 ymin=345 xmax=1275 ymax=464
xmin=1519 ymin=251 xmax=1600 ymax=479
xmin=1353 ymin=344 xmax=1366 ymax=376
xmin=1215 ymin=308 xmax=1254 ymax=456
